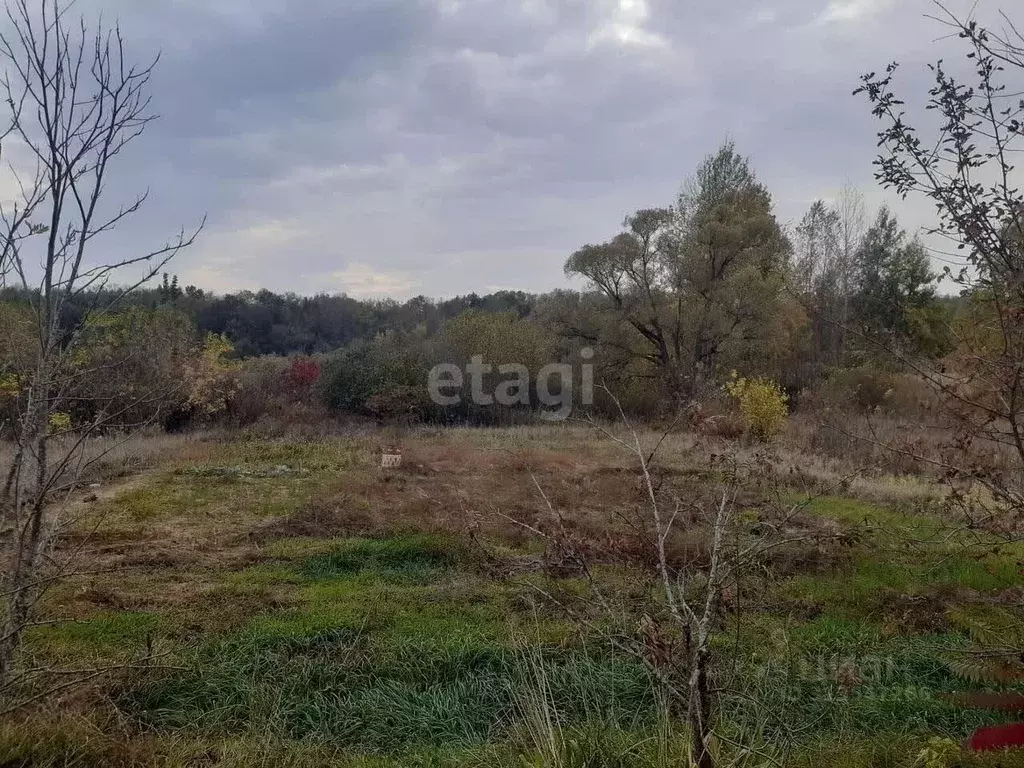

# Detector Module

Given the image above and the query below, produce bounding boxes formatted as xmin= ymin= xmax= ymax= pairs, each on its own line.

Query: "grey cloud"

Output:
xmin=15 ymin=0 xmax=998 ymax=298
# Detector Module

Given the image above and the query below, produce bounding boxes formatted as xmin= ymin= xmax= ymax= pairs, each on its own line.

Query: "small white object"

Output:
xmin=381 ymin=453 xmax=403 ymax=469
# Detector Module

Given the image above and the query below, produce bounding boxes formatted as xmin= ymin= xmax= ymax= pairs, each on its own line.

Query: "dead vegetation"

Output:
xmin=0 ymin=417 xmax=1019 ymax=767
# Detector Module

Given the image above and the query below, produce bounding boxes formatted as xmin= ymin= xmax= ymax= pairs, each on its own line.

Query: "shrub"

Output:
xmin=227 ymin=357 xmax=290 ymax=426
xmin=321 ymin=340 xmax=433 ymax=421
xmin=284 ymin=356 xmax=321 ymax=397
xmin=848 ymin=368 xmax=893 ymax=411
xmin=185 ymin=333 xmax=240 ymax=419
xmin=817 ymin=367 xmax=933 ymax=416
xmin=724 ymin=372 xmax=789 ymax=441
xmin=47 ymin=412 xmax=72 ymax=434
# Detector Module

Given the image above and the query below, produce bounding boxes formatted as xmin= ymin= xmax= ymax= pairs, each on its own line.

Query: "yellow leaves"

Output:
xmin=48 ymin=412 xmax=71 ymax=434
xmin=0 ymin=373 xmax=20 ymax=398
xmin=200 ymin=332 xmax=239 ymax=369
xmin=724 ymin=371 xmax=789 ymax=441
xmin=913 ymin=737 xmax=960 ymax=768
xmin=185 ymin=333 xmax=240 ymax=417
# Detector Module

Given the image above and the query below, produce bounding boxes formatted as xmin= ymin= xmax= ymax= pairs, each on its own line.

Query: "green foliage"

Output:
xmin=944 ymin=606 xmax=1024 ymax=686
xmin=47 ymin=411 xmax=72 ymax=434
xmin=853 ymin=208 xmax=950 ymax=359
xmin=68 ymin=305 xmax=199 ymax=429
xmin=439 ymin=311 xmax=553 ymax=369
xmin=0 ymin=301 xmax=36 ymax=373
xmin=320 ymin=310 xmax=569 ymax=425
xmin=0 ymin=373 xmax=18 ymax=398
xmin=322 ymin=336 xmax=434 ymax=420
xmin=724 ymin=373 xmax=789 ymax=440
xmin=565 ymin=143 xmax=798 ymax=401
xmin=155 ymin=283 xmax=537 ymax=358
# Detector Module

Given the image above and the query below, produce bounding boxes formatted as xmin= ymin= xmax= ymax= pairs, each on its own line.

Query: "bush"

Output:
xmin=223 ymin=356 xmax=331 ymax=429
xmin=226 ymin=357 xmax=290 ymax=426
xmin=284 ymin=356 xmax=321 ymax=397
xmin=322 ymin=341 xmax=434 ymax=421
xmin=724 ymin=373 xmax=789 ymax=441
xmin=818 ymin=367 xmax=933 ymax=416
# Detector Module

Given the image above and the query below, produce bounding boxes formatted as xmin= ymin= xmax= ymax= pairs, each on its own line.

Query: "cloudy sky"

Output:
xmin=51 ymin=0 xmax=996 ymax=298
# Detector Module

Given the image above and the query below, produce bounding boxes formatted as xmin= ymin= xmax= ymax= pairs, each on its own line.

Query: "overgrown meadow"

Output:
xmin=0 ymin=424 xmax=1019 ymax=767
xmin=3 ymin=1 xmax=1024 ymax=765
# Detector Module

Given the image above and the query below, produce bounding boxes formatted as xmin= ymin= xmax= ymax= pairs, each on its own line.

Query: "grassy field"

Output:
xmin=5 ymin=425 xmax=1024 ymax=767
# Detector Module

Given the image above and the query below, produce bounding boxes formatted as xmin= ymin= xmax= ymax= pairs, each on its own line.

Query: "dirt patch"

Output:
xmin=248 ymin=498 xmax=379 ymax=543
xmin=758 ymin=511 xmax=854 ymax=577
xmin=879 ymin=587 xmax=961 ymax=635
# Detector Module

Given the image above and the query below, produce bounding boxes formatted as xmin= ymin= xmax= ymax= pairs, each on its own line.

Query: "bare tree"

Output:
xmin=502 ymin=394 xmax=846 ymax=768
xmin=855 ymin=2 xmax=1024 ymax=525
xmin=835 ymin=182 xmax=867 ymax=355
xmin=0 ymin=0 xmax=201 ymax=691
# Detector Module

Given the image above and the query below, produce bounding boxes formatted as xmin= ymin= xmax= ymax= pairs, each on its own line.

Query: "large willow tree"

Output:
xmin=565 ymin=143 xmax=795 ymax=407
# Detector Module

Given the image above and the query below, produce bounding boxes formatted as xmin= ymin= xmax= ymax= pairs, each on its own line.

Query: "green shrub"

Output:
xmin=321 ymin=341 xmax=433 ymax=420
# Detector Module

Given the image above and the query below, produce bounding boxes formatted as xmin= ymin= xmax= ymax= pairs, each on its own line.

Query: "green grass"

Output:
xmin=122 ymin=629 xmax=659 ymax=752
xmin=99 ymin=470 xmax=319 ymax=524
xmin=197 ymin=438 xmax=368 ymax=474
xmin=119 ymin=532 xmax=658 ymax=755
xmin=779 ymin=495 xmax=1021 ymax=628
xmin=28 ymin=611 xmax=161 ymax=660
xmin=12 ymin=438 xmax=1024 ymax=768
xmin=118 ymin=522 xmax=1018 ymax=763
xmin=301 ymin=535 xmax=464 ymax=583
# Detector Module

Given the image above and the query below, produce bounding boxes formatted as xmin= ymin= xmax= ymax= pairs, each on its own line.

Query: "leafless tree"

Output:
xmin=836 ymin=182 xmax=867 ymax=355
xmin=0 ymin=0 xmax=201 ymax=692
xmin=501 ymin=392 xmax=847 ymax=768
xmin=856 ymin=2 xmax=1024 ymax=527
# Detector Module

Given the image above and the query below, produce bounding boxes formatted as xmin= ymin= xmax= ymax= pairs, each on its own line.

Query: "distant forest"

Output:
xmin=0 ymin=279 xmax=539 ymax=358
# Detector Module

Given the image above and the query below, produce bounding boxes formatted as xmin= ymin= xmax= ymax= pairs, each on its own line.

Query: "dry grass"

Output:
xmin=3 ymin=420 xmax=1021 ymax=767
xmin=0 ymin=429 xmax=222 ymax=494
xmin=0 ymin=417 xmax=958 ymax=609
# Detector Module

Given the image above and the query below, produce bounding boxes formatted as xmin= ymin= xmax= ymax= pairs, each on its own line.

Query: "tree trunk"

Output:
xmin=0 ymin=375 xmax=49 ymax=686
xmin=688 ymin=638 xmax=715 ymax=768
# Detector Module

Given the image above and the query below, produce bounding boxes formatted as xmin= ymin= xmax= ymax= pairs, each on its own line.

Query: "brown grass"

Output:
xmin=12 ymin=417 xmax=959 ymax=658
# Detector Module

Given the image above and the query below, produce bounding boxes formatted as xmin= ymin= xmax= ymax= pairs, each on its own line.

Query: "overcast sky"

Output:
xmin=50 ymin=0 xmax=999 ymax=298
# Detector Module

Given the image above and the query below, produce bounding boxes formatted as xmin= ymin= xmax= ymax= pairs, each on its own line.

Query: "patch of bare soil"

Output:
xmin=247 ymin=497 xmax=378 ymax=543
xmin=878 ymin=585 xmax=974 ymax=635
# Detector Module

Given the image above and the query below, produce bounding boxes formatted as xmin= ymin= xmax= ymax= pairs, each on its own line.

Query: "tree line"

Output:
xmin=1 ymin=0 xmax=1022 ymax=748
xmin=1 ymin=142 xmax=963 ymax=429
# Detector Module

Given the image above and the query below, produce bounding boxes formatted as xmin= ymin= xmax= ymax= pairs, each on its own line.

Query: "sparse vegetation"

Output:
xmin=1 ymin=0 xmax=1023 ymax=765
xmin=0 ymin=425 xmax=1016 ymax=766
